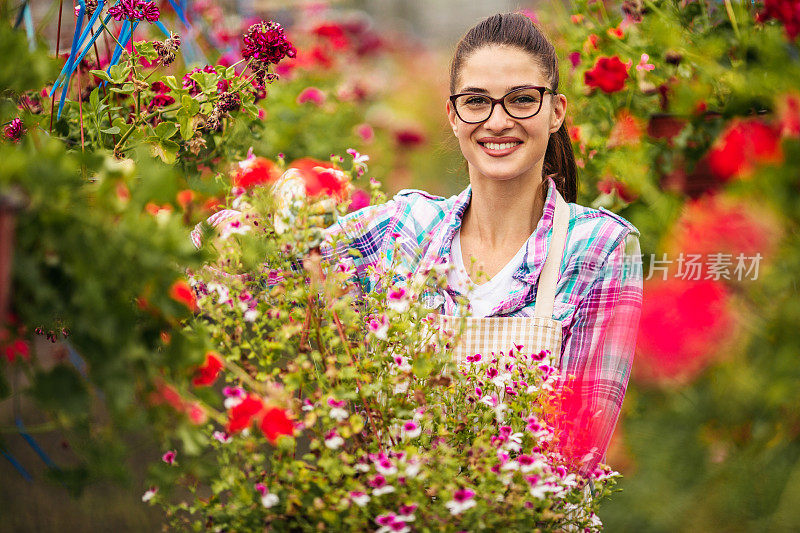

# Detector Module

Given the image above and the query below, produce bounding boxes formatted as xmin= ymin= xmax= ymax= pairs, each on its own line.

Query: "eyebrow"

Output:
xmin=458 ymin=85 xmax=535 ymax=94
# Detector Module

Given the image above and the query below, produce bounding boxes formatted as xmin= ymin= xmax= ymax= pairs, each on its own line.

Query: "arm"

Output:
xmin=554 ymin=231 xmax=643 ymax=473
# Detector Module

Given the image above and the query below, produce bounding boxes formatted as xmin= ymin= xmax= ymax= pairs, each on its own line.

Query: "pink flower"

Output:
xmin=296 ymin=86 xmax=326 ymax=106
xmin=445 ymin=488 xmax=476 ymax=515
xmin=465 ymin=353 xmax=482 ymax=363
xmin=348 ymin=189 xmax=370 ymax=212
xmin=355 ymin=123 xmax=374 ymax=142
xmin=4 ymin=118 xmax=23 ymax=141
xmin=401 ymin=420 xmax=421 ymax=440
xmin=161 ymin=450 xmax=177 ymax=465
xmin=568 ymin=51 xmax=581 ymax=69
xmin=636 ymin=53 xmax=655 ymax=72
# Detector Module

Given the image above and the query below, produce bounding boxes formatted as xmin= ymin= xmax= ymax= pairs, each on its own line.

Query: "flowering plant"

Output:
xmin=144 ymin=150 xmax=620 ymax=531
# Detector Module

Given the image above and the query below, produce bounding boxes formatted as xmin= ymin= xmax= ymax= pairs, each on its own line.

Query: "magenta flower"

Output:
xmin=161 ymin=450 xmax=176 ymax=465
xmin=241 ymin=21 xmax=296 ymax=65
xmin=4 ymin=118 xmax=23 ymax=141
xmin=108 ymin=0 xmax=160 ymax=23
xmin=445 ymin=488 xmax=476 ymax=515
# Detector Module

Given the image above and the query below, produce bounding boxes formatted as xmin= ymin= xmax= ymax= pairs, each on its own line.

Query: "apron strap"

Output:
xmin=533 ymin=188 xmax=569 ymax=319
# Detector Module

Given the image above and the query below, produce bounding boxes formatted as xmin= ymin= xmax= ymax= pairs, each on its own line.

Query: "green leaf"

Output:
xmin=89 ymin=87 xmax=100 ymax=113
xmin=177 ymin=109 xmax=193 ymax=140
xmin=108 ymin=64 xmax=130 ymax=84
xmin=89 ymin=69 xmax=112 ymax=83
xmin=150 ymin=139 xmax=179 ymax=164
xmin=134 ymin=41 xmax=158 ymax=61
xmin=181 ymin=94 xmax=200 ymax=116
xmin=155 ymin=122 xmax=178 ymax=140
xmin=100 ymin=126 xmax=121 ymax=135
xmin=163 ymin=75 xmax=180 ymax=91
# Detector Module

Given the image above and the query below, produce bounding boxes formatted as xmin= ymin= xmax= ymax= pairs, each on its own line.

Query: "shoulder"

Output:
xmin=566 ymin=201 xmax=641 ymax=265
xmin=392 ymin=188 xmax=459 ymax=233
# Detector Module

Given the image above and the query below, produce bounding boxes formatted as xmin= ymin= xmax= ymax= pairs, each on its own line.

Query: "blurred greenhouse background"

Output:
xmin=2 ymin=0 xmax=800 ymax=531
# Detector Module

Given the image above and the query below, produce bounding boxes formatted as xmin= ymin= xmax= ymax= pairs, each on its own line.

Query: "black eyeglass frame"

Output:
xmin=448 ymin=85 xmax=558 ymax=124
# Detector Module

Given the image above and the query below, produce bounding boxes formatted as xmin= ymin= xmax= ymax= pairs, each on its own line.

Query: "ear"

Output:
xmin=549 ymin=93 xmax=567 ymax=134
xmin=446 ymin=99 xmax=458 ymax=133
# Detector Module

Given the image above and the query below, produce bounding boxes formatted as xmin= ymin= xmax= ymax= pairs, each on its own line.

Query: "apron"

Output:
xmin=438 ymin=187 xmax=570 ymax=366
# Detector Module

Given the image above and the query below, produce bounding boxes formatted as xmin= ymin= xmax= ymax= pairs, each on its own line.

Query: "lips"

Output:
xmin=477 ymin=136 xmax=523 ymax=156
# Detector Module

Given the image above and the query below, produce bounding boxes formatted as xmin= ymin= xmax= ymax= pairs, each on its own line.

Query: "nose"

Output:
xmin=483 ymin=100 xmax=514 ymax=131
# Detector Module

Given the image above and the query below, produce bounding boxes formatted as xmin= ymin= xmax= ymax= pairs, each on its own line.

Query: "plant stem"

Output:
xmin=723 ymin=0 xmax=741 ymax=39
xmin=49 ymin=0 xmax=64 ymax=133
xmin=98 ymin=16 xmax=128 ymax=54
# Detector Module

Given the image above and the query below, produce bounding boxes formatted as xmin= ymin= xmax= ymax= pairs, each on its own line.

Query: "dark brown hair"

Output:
xmin=449 ymin=12 xmax=577 ymax=203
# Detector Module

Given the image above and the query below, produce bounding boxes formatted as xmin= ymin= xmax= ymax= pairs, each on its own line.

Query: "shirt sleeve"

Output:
xmin=553 ymin=230 xmax=643 ymax=473
xmin=319 ymin=198 xmax=402 ymax=294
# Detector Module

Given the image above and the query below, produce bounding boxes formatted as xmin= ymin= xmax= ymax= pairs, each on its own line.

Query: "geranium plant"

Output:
xmin=143 ymin=151 xmax=620 ymax=531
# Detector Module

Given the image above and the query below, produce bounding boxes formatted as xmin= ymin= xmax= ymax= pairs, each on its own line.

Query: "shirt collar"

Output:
xmin=417 ymin=175 xmax=561 ymax=287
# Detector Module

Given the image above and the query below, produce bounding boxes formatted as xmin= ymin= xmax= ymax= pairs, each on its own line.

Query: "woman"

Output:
xmin=323 ymin=13 xmax=643 ymax=472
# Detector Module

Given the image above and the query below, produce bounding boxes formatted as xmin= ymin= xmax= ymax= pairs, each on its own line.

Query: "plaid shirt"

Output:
xmin=322 ymin=176 xmax=643 ymax=466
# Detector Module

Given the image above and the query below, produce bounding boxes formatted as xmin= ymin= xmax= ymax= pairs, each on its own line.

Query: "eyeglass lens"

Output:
xmin=454 ymin=88 xmax=543 ymax=122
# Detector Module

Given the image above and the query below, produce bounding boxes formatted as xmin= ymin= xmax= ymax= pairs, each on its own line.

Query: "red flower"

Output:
xmin=259 ymin=406 xmax=295 ymax=443
xmin=664 ymin=193 xmax=781 ymax=269
xmin=777 ymin=92 xmax=800 ymax=137
xmin=176 ymin=189 xmax=194 ymax=209
xmin=707 ymin=119 xmax=783 ymax=181
xmin=607 ymin=110 xmax=644 ymax=148
xmin=3 ymin=339 xmax=30 ymax=363
xmin=169 ymin=280 xmax=197 ymax=312
xmin=393 ymin=128 xmax=426 ymax=148
xmin=289 ymin=158 xmax=349 ymax=199
xmin=311 ymin=21 xmax=350 ymax=49
xmin=757 ymin=0 xmax=800 ymax=40
xmin=635 ymin=278 xmax=735 ymax=385
xmin=296 ymin=86 xmax=326 ymax=106
xmin=584 ymin=56 xmax=630 ymax=93
xmin=227 ymin=394 xmax=265 ymax=433
xmin=597 ymin=176 xmax=637 ymax=203
xmin=231 ymin=156 xmax=281 ymax=189
xmin=192 ymin=352 xmax=223 ymax=387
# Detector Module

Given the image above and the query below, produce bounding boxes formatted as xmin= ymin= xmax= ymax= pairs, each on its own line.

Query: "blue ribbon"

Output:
xmin=16 ymin=418 xmax=60 ymax=470
xmin=55 ymin=1 xmax=86 ymax=120
xmin=51 ymin=10 xmax=111 ymax=94
xmin=1 ymin=447 xmax=32 ymax=481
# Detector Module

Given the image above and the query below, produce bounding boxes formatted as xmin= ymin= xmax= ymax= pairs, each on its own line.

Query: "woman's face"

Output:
xmin=446 ymin=45 xmax=567 ymax=185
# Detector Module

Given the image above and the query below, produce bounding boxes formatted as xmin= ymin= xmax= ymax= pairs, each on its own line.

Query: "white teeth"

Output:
xmin=483 ymin=142 xmax=520 ymax=150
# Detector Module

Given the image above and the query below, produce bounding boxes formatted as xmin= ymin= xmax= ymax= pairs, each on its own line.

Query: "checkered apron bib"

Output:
xmin=438 ymin=189 xmax=570 ymax=366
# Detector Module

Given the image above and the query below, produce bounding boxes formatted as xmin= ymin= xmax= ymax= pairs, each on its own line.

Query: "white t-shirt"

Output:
xmin=447 ymin=228 xmax=529 ymax=318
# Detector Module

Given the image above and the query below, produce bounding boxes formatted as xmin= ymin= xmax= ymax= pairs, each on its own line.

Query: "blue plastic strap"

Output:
xmin=1 ymin=447 xmax=32 ymax=481
xmin=65 ymin=342 xmax=88 ymax=378
xmin=55 ymin=1 xmax=86 ymax=119
xmin=52 ymin=10 xmax=112 ymax=93
xmin=23 ymin=3 xmax=35 ymax=51
xmin=14 ymin=0 xmax=27 ymax=28
xmin=154 ymin=20 xmax=171 ymax=38
xmin=166 ymin=0 xmax=191 ymax=28
xmin=15 ymin=418 xmax=59 ymax=470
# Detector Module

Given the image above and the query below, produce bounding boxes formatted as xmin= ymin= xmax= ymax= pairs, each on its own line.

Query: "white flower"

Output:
xmin=401 ymin=420 xmax=421 ymax=440
xmin=444 ymin=498 xmax=476 ymax=515
xmin=224 ymin=396 xmax=243 ymax=409
xmin=329 ymin=406 xmax=349 ymax=422
xmin=505 ymin=432 xmax=524 ymax=452
xmin=324 ymin=432 xmax=344 ymax=450
xmin=387 ymin=287 xmax=410 ymax=313
xmin=261 ymin=493 xmax=279 ymax=508
xmin=243 ymin=309 xmax=258 ymax=322
xmin=375 ymin=459 xmax=398 ymax=477
xmin=529 ymin=482 xmax=557 ymax=500
xmin=141 ymin=487 xmax=158 ymax=502
xmin=349 ymin=491 xmax=370 ymax=507
xmin=212 ymin=431 xmax=231 ymax=444
xmin=404 ymin=461 xmax=421 ymax=478
xmin=219 ymin=220 xmax=251 ymax=240
xmin=368 ymin=315 xmax=389 ymax=340
xmin=373 ymin=485 xmax=396 ymax=496
xmin=354 ymin=463 xmax=370 ymax=473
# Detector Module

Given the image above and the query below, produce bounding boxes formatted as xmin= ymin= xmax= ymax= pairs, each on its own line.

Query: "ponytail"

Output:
xmin=543 ymin=122 xmax=577 ymax=203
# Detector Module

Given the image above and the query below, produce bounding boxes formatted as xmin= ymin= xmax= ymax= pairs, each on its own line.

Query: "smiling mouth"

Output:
xmin=478 ymin=141 xmax=522 ymax=150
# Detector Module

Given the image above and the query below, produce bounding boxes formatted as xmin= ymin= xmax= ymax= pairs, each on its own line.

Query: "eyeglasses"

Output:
xmin=449 ymin=85 xmax=557 ymax=124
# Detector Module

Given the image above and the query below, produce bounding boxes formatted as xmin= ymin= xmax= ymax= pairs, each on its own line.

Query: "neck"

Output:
xmin=461 ymin=171 xmax=547 ymax=250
